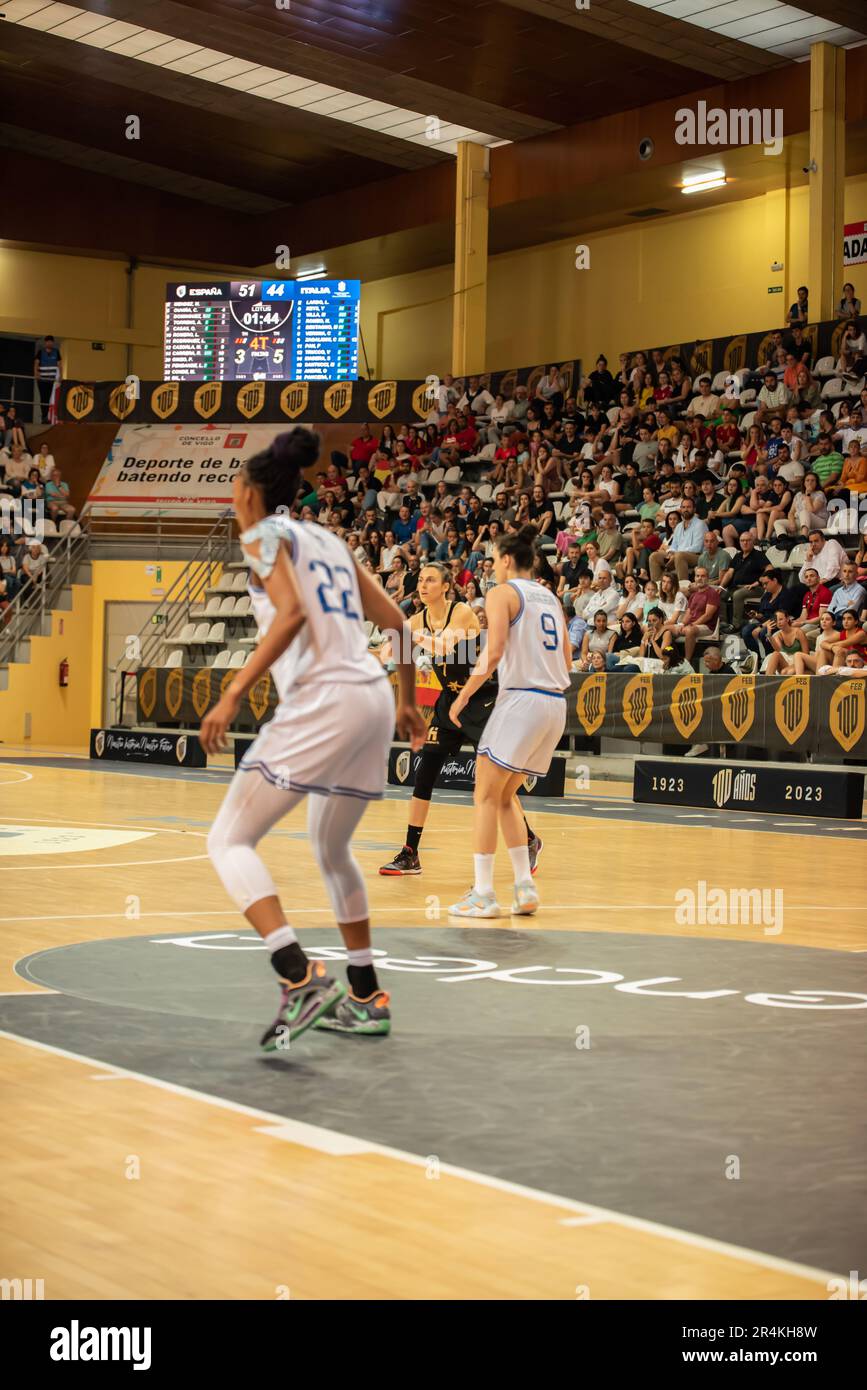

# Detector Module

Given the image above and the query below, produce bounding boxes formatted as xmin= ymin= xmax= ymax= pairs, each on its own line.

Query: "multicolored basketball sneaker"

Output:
xmin=260 ymin=960 xmax=345 ymax=1051
xmin=447 ymin=888 xmax=501 ymax=919
xmin=316 ymin=990 xmax=392 ymax=1036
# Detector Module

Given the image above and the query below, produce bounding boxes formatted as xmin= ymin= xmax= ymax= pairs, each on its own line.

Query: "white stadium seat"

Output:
xmin=443 ymin=465 xmax=462 ymax=484
xmin=207 ymin=622 xmax=226 ymax=644
xmin=211 ymin=650 xmax=231 ymax=669
xmin=229 ymin=649 xmax=246 ymax=668
xmin=814 ymin=355 xmax=836 ymax=378
xmin=218 ymin=596 xmax=236 ymax=617
xmin=232 ymin=594 xmax=252 ymax=617
xmin=232 ymin=571 xmax=247 ymax=591
xmin=164 ymin=649 xmax=184 ymax=669
xmin=175 ymin=622 xmax=196 ymax=644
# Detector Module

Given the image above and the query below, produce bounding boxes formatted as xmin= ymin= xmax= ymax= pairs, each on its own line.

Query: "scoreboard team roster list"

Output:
xmin=163 ymin=280 xmax=361 ymax=382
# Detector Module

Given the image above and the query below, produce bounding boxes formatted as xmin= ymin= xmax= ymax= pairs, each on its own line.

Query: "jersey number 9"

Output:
xmin=540 ymin=612 xmax=559 ymax=650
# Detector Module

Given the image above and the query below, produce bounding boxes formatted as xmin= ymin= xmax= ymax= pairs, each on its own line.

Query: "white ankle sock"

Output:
xmin=263 ymin=923 xmax=298 ymax=953
xmin=508 ymin=845 xmax=531 ymax=884
xmin=473 ymin=853 xmax=495 ymax=895
xmin=346 ymin=947 xmax=374 ymax=967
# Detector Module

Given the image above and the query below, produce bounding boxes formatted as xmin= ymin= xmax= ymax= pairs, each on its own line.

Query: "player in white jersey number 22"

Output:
xmin=200 ymin=429 xmax=426 ymax=1047
xmin=447 ymin=524 xmax=571 ymax=919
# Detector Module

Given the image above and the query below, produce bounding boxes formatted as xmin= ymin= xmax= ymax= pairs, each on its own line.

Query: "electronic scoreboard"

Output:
xmin=163 ymin=280 xmax=361 ymax=382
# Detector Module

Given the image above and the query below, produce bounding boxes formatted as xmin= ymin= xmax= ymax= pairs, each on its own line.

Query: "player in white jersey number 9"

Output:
xmin=447 ymin=524 xmax=571 ymax=920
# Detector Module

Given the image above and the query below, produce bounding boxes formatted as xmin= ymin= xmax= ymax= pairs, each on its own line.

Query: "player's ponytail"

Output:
xmin=494 ymin=523 xmax=538 ymax=572
xmin=244 ymin=427 xmax=320 ymax=515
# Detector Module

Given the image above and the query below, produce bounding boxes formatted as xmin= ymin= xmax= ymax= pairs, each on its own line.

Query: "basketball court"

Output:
xmin=2 ymin=753 xmax=865 ymax=1300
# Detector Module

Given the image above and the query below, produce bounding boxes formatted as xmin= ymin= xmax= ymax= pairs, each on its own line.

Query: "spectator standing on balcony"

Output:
xmin=787 ymin=286 xmax=809 ymax=325
xmin=34 ymin=336 xmax=62 ymax=418
xmin=837 ymin=283 xmax=861 ymax=320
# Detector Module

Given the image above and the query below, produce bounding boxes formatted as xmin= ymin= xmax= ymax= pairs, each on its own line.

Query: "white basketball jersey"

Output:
xmin=498 ymin=578 xmax=570 ymax=694
xmin=245 ymin=516 xmax=385 ymax=701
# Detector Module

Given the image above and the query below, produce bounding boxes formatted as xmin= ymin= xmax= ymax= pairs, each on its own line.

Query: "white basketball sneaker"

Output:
xmin=448 ymin=888 xmax=501 ymax=919
xmin=511 ymin=879 xmax=540 ymax=916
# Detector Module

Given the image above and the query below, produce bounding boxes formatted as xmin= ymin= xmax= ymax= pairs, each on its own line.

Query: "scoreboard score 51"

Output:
xmin=163 ymin=279 xmax=361 ymax=382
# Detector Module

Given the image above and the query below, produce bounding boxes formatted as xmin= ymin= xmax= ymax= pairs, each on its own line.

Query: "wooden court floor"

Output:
xmin=1 ymin=755 xmax=865 ymax=1300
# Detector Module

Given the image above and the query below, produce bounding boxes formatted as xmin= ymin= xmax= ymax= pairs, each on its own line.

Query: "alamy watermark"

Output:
xmin=1 ymin=497 xmax=45 ymax=543
xmin=675 ymin=881 xmax=783 ymax=937
xmin=675 ymin=100 xmax=783 ymax=157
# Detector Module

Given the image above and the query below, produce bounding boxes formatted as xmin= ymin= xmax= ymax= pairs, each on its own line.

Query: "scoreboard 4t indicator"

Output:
xmin=164 ymin=280 xmax=360 ymax=382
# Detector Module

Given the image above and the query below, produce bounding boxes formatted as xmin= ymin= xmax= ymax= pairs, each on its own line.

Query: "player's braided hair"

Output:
xmin=244 ymin=427 xmax=320 ymax=515
xmin=494 ymin=523 xmax=537 ymax=572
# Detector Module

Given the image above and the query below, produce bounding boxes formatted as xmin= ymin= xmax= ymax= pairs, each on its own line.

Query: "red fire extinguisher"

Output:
xmin=59 ymin=658 xmax=69 ymax=687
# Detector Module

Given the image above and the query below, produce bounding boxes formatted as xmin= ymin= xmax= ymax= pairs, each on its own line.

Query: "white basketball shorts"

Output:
xmin=477 ymin=688 xmax=567 ymax=778
xmin=239 ymin=677 xmax=394 ymax=800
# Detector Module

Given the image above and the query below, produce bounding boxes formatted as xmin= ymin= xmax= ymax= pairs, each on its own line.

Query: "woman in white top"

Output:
xmin=657 ymin=572 xmax=688 ymax=638
xmin=583 ymin=542 xmax=611 ymax=581
xmin=787 ymin=472 xmax=828 ymax=535
xmin=615 ymin=573 xmax=645 ymax=622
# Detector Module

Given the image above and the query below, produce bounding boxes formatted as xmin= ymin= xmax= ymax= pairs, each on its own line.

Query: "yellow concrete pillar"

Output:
xmin=451 ymin=141 xmax=490 ymax=376
xmin=808 ymin=42 xmax=845 ymax=323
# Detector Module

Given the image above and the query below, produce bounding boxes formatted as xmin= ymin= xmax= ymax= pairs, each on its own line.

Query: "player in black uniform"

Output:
xmin=379 ymin=562 xmax=543 ymax=875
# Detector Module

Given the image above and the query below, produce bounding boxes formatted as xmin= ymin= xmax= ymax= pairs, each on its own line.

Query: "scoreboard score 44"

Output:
xmin=163 ymin=279 xmax=361 ymax=382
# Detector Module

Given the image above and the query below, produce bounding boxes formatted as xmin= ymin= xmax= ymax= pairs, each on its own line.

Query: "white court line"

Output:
xmin=0 ymin=853 xmax=209 ymax=873
xmin=0 ymin=769 xmax=33 ymax=787
xmin=0 ymin=816 xmax=206 ymax=836
xmin=0 ymin=1026 xmax=843 ymax=1289
xmin=0 ymin=903 xmax=854 ymax=926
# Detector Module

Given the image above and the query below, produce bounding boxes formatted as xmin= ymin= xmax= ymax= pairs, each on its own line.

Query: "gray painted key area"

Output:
xmin=5 ymin=927 xmax=867 ymax=1274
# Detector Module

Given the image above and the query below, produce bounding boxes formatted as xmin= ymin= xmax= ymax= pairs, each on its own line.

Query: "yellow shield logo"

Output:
xmin=660 ymin=345 xmax=682 ymax=367
xmin=236 ymin=381 xmax=266 ymax=420
xmin=576 ymin=673 xmax=606 ymax=736
xmin=151 ymin=381 xmax=180 ymax=420
xmin=109 ymin=383 xmax=137 ymax=421
xmin=165 ymin=668 xmax=184 ymax=719
xmin=671 ymin=674 xmax=703 ymax=740
xmin=722 ymin=336 xmax=748 ymax=376
xmin=220 ymin=670 xmax=236 ymax=701
xmin=721 ymin=676 xmax=756 ymax=741
xmin=280 ymin=382 xmax=309 ymax=419
xmin=775 ymin=676 xmax=810 ymax=745
xmin=249 ymin=673 xmax=272 ymax=722
xmin=138 ymin=667 xmax=156 ymax=719
xmin=411 ymin=382 xmax=436 ymax=419
xmin=690 ymin=342 xmax=713 ymax=378
xmin=558 ymin=361 xmax=575 ymax=397
xmin=65 ymin=384 xmax=94 ymax=420
xmin=192 ymin=668 xmax=212 ymax=720
xmin=194 ymin=382 xmax=222 ymax=419
xmin=395 ymin=750 xmax=412 ymax=784
xmin=622 ymin=674 xmax=653 ymax=738
xmin=323 ymin=382 xmax=353 ymax=419
xmin=368 ymin=381 xmax=397 ymax=420
xmin=830 ymin=321 xmax=849 ymax=361
xmin=829 ymin=679 xmax=866 ymax=754
xmin=755 ymin=331 xmax=777 ymax=373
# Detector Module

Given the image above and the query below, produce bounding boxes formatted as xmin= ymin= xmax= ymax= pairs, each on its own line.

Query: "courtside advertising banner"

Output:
xmin=86 ymin=421 xmax=360 ymax=513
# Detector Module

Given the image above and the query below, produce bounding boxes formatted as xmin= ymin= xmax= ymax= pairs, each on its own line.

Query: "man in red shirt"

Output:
xmin=350 ymin=423 xmax=379 ymax=468
xmin=714 ymin=409 xmax=742 ymax=455
xmin=666 ymin=567 xmax=721 ymax=661
xmin=793 ymin=566 xmax=832 ymax=639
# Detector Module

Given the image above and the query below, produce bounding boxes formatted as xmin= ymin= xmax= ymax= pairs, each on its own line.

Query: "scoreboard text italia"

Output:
xmin=163 ymin=280 xmax=361 ymax=382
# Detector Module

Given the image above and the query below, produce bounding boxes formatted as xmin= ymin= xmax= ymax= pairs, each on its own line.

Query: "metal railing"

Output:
xmin=111 ymin=513 xmax=238 ymax=726
xmin=0 ymin=372 xmax=48 ymax=424
xmin=85 ymin=508 xmax=235 ymax=558
xmin=0 ymin=523 xmax=91 ymax=669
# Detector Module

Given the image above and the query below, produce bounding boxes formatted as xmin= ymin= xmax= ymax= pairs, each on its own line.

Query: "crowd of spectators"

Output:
xmin=286 ymin=286 xmax=867 ymax=679
xmin=0 ymin=414 xmax=77 ymax=620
